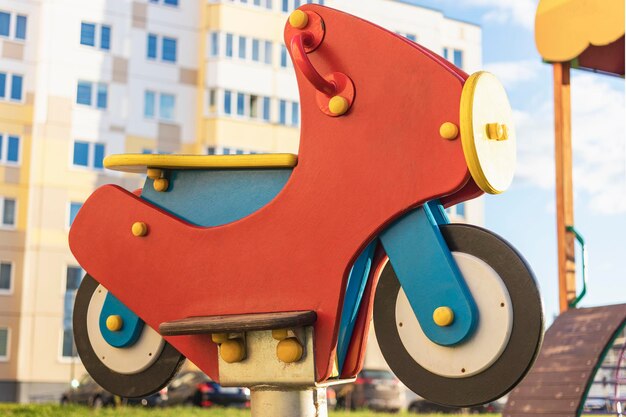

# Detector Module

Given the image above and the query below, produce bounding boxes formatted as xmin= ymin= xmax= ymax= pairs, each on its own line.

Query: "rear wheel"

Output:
xmin=73 ymin=274 xmax=186 ymax=398
xmin=374 ymin=224 xmax=543 ymax=407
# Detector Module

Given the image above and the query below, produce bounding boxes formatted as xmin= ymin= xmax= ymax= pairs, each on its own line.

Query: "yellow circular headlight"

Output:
xmin=460 ymin=71 xmax=516 ymax=194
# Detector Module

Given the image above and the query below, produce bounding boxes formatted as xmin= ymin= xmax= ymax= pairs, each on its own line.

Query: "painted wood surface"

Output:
xmin=159 ymin=311 xmax=317 ymax=336
xmin=504 ymin=304 xmax=626 ymax=417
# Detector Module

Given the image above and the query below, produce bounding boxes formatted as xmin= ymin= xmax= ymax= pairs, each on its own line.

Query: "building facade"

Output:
xmin=0 ymin=0 xmax=481 ymax=402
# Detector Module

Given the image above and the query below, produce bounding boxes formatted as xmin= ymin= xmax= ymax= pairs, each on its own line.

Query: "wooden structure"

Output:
xmin=505 ymin=2 xmax=625 ymax=415
xmin=535 ymin=0 xmax=625 ymax=312
xmin=505 ymin=305 xmax=626 ymax=416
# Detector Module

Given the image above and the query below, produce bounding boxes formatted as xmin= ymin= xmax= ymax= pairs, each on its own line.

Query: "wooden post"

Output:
xmin=553 ymin=61 xmax=576 ymax=313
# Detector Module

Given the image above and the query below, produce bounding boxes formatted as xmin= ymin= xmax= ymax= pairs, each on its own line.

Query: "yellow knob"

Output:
xmin=486 ymin=123 xmax=508 ymax=141
xmin=272 ymin=329 xmax=289 ymax=341
xmin=106 ymin=315 xmax=123 ymax=332
xmin=289 ymin=10 xmax=309 ymax=29
xmin=276 ymin=337 xmax=303 ymax=363
xmin=153 ymin=178 xmax=169 ymax=192
xmin=131 ymin=222 xmax=148 ymax=237
xmin=211 ymin=333 xmax=229 ymax=344
xmin=146 ymin=168 xmax=162 ymax=180
xmin=439 ymin=122 xmax=459 ymax=140
xmin=328 ymin=95 xmax=350 ymax=116
xmin=220 ymin=339 xmax=246 ymax=363
xmin=433 ymin=306 xmax=455 ymax=327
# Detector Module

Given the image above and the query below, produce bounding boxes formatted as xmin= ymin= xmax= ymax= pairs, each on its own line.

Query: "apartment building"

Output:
xmin=0 ymin=0 xmax=481 ymax=402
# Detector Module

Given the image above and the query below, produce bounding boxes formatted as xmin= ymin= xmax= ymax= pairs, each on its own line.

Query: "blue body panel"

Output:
xmin=379 ymin=204 xmax=478 ymax=346
xmin=336 ymin=240 xmax=377 ymax=371
xmin=99 ymin=293 xmax=145 ymax=347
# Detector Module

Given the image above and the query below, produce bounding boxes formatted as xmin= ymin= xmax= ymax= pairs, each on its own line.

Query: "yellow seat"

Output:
xmin=104 ymin=153 xmax=298 ymax=174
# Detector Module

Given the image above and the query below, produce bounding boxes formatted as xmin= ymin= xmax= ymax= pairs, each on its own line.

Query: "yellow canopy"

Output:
xmin=535 ymin=0 xmax=625 ymax=66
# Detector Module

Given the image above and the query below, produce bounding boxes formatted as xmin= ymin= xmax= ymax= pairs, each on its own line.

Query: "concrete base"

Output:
xmin=251 ymin=387 xmax=328 ymax=417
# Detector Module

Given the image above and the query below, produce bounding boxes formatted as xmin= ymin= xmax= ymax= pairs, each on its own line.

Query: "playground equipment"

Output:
xmin=69 ymin=5 xmax=544 ymax=415
xmin=504 ymin=1 xmax=625 ymax=416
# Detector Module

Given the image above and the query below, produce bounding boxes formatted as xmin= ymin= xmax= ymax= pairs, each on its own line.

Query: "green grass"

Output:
xmin=0 ymin=404 xmax=501 ymax=417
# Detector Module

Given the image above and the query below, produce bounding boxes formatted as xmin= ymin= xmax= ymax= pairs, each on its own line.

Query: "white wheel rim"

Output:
xmin=395 ymin=252 xmax=513 ymax=378
xmin=87 ymin=284 xmax=165 ymax=374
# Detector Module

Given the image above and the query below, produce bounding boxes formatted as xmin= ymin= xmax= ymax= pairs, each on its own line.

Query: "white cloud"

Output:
xmin=513 ymin=72 xmax=626 ymax=214
xmin=484 ymin=60 xmax=543 ymax=87
xmin=454 ymin=0 xmax=538 ymax=30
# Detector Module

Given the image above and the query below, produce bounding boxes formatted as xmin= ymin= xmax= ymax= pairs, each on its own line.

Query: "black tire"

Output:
xmin=374 ymin=224 xmax=543 ymax=407
xmin=73 ymin=274 xmax=186 ymax=398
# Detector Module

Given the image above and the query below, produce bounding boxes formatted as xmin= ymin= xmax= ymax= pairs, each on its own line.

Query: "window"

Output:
xmin=456 ymin=203 xmax=465 ymax=217
xmin=0 ymin=262 xmax=12 ymax=292
xmin=144 ymin=91 xmax=175 ymax=121
xmin=227 ymin=0 xmax=272 ymax=8
xmin=72 ymin=141 xmax=105 ymax=169
xmin=0 ymin=73 xmax=24 ymax=102
xmin=10 ymin=75 xmax=22 ymax=101
xmin=62 ymin=267 xmax=83 ymax=358
xmin=80 ymin=23 xmax=95 ymax=46
xmin=15 ymin=15 xmax=26 ymax=40
xmin=0 ymin=328 xmax=8 ymax=360
xmin=280 ymin=44 xmax=288 ymax=68
xmin=291 ymin=102 xmax=299 ymax=126
xmin=224 ymin=90 xmax=232 ymax=115
xmin=100 ymin=25 xmax=111 ymax=50
xmin=210 ymin=32 xmax=219 ymax=56
xmin=279 ymin=100 xmax=286 ymax=124
xmin=159 ymin=93 xmax=175 ymax=121
xmin=0 ymin=134 xmax=20 ymax=164
xmin=162 ymin=37 xmax=177 ymax=62
xmin=264 ymin=41 xmax=272 ymax=65
xmin=147 ymin=34 xmax=157 ymax=58
xmin=453 ymin=49 xmax=463 ymax=69
xmin=0 ymin=12 xmax=9 ymax=37
xmin=443 ymin=48 xmax=448 ymax=60
xmin=69 ymin=202 xmax=82 ymax=227
xmin=76 ymin=81 xmax=107 ymax=109
xmin=238 ymin=36 xmax=247 ymax=59
xmin=281 ymin=0 xmax=322 ymax=12
xmin=263 ymin=97 xmax=270 ymax=121
xmin=1 ymin=197 xmax=16 ymax=227
xmin=150 ymin=0 xmax=179 ymax=5
xmin=80 ymin=22 xmax=110 ymax=50
xmin=252 ymin=39 xmax=260 ymax=61
xmin=237 ymin=93 xmax=245 ymax=116
xmin=225 ymin=33 xmax=233 ymax=57
xmin=144 ymin=91 xmax=155 ymax=118
xmin=282 ymin=0 xmax=289 ymax=12
xmin=147 ymin=34 xmax=177 ymax=63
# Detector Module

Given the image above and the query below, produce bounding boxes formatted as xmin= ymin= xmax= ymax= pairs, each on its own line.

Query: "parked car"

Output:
xmin=408 ymin=395 xmax=507 ymax=414
xmin=60 ymin=373 xmax=166 ymax=407
xmin=335 ymin=369 xmax=403 ymax=412
xmin=165 ymin=370 xmax=250 ymax=408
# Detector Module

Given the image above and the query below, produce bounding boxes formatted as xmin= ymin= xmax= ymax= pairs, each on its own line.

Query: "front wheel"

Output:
xmin=73 ymin=274 xmax=186 ymax=398
xmin=374 ymin=224 xmax=543 ymax=407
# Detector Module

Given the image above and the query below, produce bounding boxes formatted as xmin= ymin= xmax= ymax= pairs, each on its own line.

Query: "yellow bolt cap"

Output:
xmin=146 ymin=168 xmax=162 ymax=180
xmin=276 ymin=337 xmax=303 ymax=363
xmin=433 ymin=306 xmax=455 ymax=327
xmin=131 ymin=222 xmax=148 ymax=237
xmin=211 ymin=333 xmax=229 ymax=344
xmin=439 ymin=122 xmax=459 ymax=140
xmin=486 ymin=123 xmax=508 ymax=141
xmin=106 ymin=315 xmax=123 ymax=332
xmin=289 ymin=10 xmax=309 ymax=29
xmin=153 ymin=178 xmax=169 ymax=192
xmin=329 ymin=95 xmax=350 ymax=116
xmin=220 ymin=339 xmax=246 ymax=363
xmin=272 ymin=329 xmax=289 ymax=341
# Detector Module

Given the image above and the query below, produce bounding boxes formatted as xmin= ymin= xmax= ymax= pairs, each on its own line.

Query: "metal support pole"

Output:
xmin=250 ymin=387 xmax=329 ymax=417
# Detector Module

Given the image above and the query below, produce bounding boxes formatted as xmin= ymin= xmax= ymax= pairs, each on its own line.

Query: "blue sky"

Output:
xmin=410 ymin=0 xmax=626 ymax=323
